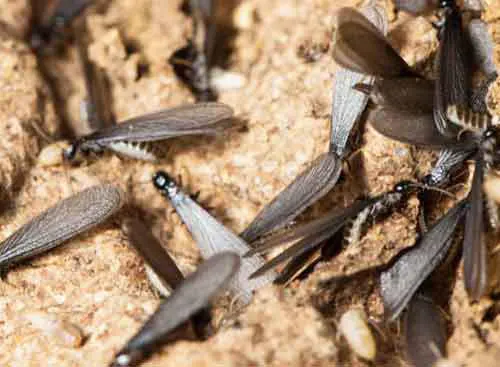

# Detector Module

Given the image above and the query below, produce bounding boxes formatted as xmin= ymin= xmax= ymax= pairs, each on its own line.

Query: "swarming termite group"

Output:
xmin=1 ymin=0 xmax=499 ymax=366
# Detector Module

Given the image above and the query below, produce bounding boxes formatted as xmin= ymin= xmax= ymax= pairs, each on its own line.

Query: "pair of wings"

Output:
xmin=80 ymin=103 xmax=234 ymax=144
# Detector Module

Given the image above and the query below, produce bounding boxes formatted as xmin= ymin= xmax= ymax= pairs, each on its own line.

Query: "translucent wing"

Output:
xmin=380 ymin=200 xmax=467 ymax=321
xmin=394 ymin=0 xmax=438 ymax=14
xmin=423 ymin=148 xmax=473 ymax=187
xmin=361 ymin=78 xmax=434 ymax=114
xmin=247 ymin=199 xmax=375 ymax=278
xmin=111 ymin=252 xmax=240 ymax=367
xmin=51 ymin=0 xmax=92 ymax=24
xmin=330 ymin=2 xmax=387 ymax=155
xmin=404 ymin=292 xmax=447 ymax=367
xmin=166 ymin=187 xmax=275 ymax=304
xmin=78 ymin=36 xmax=115 ymax=134
xmin=240 ymin=152 xmax=342 ymax=242
xmin=0 ymin=185 xmax=124 ymax=268
xmin=84 ymin=103 xmax=233 ymax=144
xmin=468 ymin=19 xmax=497 ymax=78
xmin=332 ymin=8 xmax=414 ymax=77
xmin=123 ymin=218 xmax=184 ymax=291
xmin=369 ymin=107 xmax=461 ymax=149
xmin=463 ymin=159 xmax=488 ymax=300
xmin=434 ymin=8 xmax=471 ymax=136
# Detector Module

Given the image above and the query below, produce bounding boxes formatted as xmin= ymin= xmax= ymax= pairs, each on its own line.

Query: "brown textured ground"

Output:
xmin=1 ymin=0 xmax=500 ymax=366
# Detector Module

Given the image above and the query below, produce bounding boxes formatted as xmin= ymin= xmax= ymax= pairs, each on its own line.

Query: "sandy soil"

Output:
xmin=0 ymin=0 xmax=500 ymax=366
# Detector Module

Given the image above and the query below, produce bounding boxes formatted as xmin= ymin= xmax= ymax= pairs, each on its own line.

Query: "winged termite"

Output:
xmin=332 ymin=7 xmax=416 ymax=78
xmin=380 ymin=199 xmax=468 ymax=321
xmin=404 ymin=292 xmax=447 ymax=367
xmin=240 ymin=152 xmax=342 ymax=243
xmin=30 ymin=0 xmax=92 ymax=51
xmin=246 ymin=181 xmax=422 ymax=280
xmin=445 ymin=105 xmax=500 ymax=299
xmin=153 ymin=171 xmax=275 ymax=304
xmin=240 ymin=3 xmax=387 ymax=243
xmin=63 ymin=102 xmax=233 ymax=161
xmin=109 ymin=252 xmax=240 ymax=367
xmin=433 ymin=1 xmax=472 ymax=137
xmin=170 ymin=0 xmax=217 ymax=101
xmin=0 ymin=185 xmax=124 ymax=272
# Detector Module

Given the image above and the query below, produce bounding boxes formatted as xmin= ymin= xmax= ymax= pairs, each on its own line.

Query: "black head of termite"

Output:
xmin=439 ymin=0 xmax=456 ymax=9
xmin=110 ymin=348 xmax=145 ymax=367
xmin=153 ymin=171 xmax=179 ymax=199
xmin=393 ymin=180 xmax=416 ymax=195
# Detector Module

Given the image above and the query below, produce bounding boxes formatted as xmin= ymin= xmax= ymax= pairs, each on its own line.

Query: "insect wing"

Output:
xmin=240 ymin=152 xmax=342 ymax=242
xmin=434 ymin=7 xmax=471 ymax=136
xmin=0 ymin=185 xmax=124 ymax=268
xmin=123 ymin=218 xmax=184 ymax=290
xmin=111 ymin=252 xmax=240 ymax=366
xmin=248 ymin=199 xmax=374 ymax=278
xmin=394 ymin=0 xmax=438 ymax=14
xmin=380 ymin=200 xmax=467 ymax=321
xmin=463 ymin=159 xmax=488 ymax=300
xmin=164 ymin=185 xmax=275 ymax=304
xmin=369 ymin=107 xmax=461 ymax=149
xmin=468 ymin=19 xmax=497 ymax=78
xmin=333 ymin=8 xmax=414 ymax=77
xmin=404 ymin=293 xmax=447 ymax=367
xmin=86 ymin=103 xmax=233 ymax=144
xmin=330 ymin=2 xmax=387 ymax=155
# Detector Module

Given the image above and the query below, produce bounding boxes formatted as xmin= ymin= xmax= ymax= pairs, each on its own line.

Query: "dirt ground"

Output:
xmin=1 ymin=0 xmax=500 ymax=366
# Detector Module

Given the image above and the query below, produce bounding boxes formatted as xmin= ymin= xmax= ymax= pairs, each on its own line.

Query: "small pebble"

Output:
xmin=210 ymin=68 xmax=247 ymax=92
xmin=484 ymin=174 xmax=500 ymax=203
xmin=24 ymin=311 xmax=84 ymax=348
xmin=338 ymin=309 xmax=376 ymax=361
xmin=233 ymin=2 xmax=258 ymax=30
xmin=37 ymin=141 xmax=69 ymax=167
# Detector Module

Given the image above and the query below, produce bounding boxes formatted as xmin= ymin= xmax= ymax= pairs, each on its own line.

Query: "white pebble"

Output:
xmin=484 ymin=175 xmax=500 ymax=203
xmin=24 ymin=311 xmax=84 ymax=348
xmin=434 ymin=358 xmax=460 ymax=367
xmin=338 ymin=309 xmax=376 ymax=361
xmin=210 ymin=68 xmax=247 ymax=92
xmin=37 ymin=141 xmax=69 ymax=167
xmin=233 ymin=2 xmax=258 ymax=30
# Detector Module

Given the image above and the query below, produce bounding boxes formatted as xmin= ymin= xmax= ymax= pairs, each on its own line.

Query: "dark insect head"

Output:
xmin=153 ymin=171 xmax=177 ymax=193
xmin=393 ymin=180 xmax=415 ymax=194
xmin=439 ymin=0 xmax=456 ymax=9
